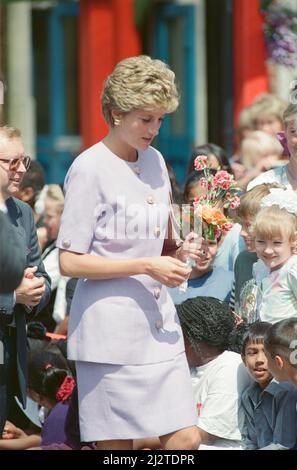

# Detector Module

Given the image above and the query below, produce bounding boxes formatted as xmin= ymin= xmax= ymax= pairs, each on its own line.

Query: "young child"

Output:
xmin=0 ymin=350 xmax=75 ymax=450
xmin=264 ymin=318 xmax=297 ymax=388
xmin=241 ymin=322 xmax=297 ymax=450
xmin=28 ymin=350 xmax=75 ymax=448
xmin=38 ymin=185 xmax=68 ymax=332
xmin=169 ymin=238 xmax=233 ymax=305
xmin=231 ymin=183 xmax=281 ymax=322
xmin=251 ymin=188 xmax=297 ymax=324
xmin=183 ymin=170 xmax=245 ymax=273
xmin=177 ymin=297 xmax=251 ymax=449
xmin=134 ymin=297 xmax=251 ymax=450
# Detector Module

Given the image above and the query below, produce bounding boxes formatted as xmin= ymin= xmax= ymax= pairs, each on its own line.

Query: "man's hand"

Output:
xmin=15 ymin=266 xmax=46 ymax=306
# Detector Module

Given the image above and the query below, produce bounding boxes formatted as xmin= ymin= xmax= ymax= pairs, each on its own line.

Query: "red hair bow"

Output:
xmin=55 ymin=376 xmax=75 ymax=402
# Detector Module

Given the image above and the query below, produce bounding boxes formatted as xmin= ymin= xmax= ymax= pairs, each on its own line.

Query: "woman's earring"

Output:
xmin=114 ymin=118 xmax=121 ymax=126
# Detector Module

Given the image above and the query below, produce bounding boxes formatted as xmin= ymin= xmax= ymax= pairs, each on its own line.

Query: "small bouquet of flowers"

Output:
xmin=192 ymin=155 xmax=241 ymax=241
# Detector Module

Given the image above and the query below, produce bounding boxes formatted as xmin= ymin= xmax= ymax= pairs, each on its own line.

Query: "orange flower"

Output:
xmin=202 ymin=206 xmax=226 ymax=224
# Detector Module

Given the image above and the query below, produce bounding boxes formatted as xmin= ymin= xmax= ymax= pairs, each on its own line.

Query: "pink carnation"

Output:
xmin=214 ymin=227 xmax=222 ymax=239
xmin=213 ymin=170 xmax=233 ymax=189
xmin=221 ymin=222 xmax=233 ymax=232
xmin=199 ymin=177 xmax=207 ymax=187
xmin=194 ymin=155 xmax=208 ymax=171
xmin=230 ymin=196 xmax=240 ymax=209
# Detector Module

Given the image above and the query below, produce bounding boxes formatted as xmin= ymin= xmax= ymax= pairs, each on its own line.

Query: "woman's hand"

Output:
xmin=145 ymin=256 xmax=191 ymax=288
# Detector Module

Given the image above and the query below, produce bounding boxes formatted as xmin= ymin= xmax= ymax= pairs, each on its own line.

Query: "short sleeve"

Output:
xmin=56 ymin=158 xmax=102 ymax=254
xmin=287 ymin=263 xmax=297 ymax=299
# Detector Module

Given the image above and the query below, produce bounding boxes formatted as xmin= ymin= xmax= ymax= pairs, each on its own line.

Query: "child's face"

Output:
xmin=187 ymin=181 xmax=207 ymax=204
xmin=193 ymin=240 xmax=217 ymax=275
xmin=44 ymin=199 xmax=62 ymax=241
xmin=240 ymin=216 xmax=255 ymax=252
xmin=256 ymin=114 xmax=283 ymax=136
xmin=254 ymin=233 xmax=294 ymax=271
xmin=242 ymin=341 xmax=272 ymax=389
xmin=207 ymin=153 xmax=220 ymax=170
xmin=264 ymin=348 xmax=288 ymax=382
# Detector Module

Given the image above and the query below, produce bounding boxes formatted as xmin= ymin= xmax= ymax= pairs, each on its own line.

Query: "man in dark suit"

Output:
xmin=0 ymin=126 xmax=51 ymax=434
xmin=0 ymin=208 xmax=26 ymax=293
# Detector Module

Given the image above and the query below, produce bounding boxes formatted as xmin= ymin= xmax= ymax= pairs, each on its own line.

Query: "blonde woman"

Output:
xmin=236 ymin=131 xmax=284 ymax=190
xmin=57 ymin=56 xmax=200 ymax=450
xmin=247 ymin=103 xmax=297 ymax=190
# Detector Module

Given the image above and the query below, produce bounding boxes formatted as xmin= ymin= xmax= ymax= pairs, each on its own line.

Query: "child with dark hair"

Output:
xmin=0 ymin=350 xmax=74 ymax=450
xmin=264 ymin=318 xmax=297 ymax=388
xmin=183 ymin=169 xmax=217 ymax=205
xmin=176 ymin=296 xmax=251 ymax=449
xmin=183 ymin=170 xmax=245 ymax=273
xmin=134 ymin=296 xmax=250 ymax=450
xmin=241 ymin=322 xmax=297 ymax=450
xmin=28 ymin=350 xmax=75 ymax=447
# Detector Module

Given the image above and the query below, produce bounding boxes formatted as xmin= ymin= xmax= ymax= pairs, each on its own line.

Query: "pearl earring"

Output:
xmin=114 ymin=118 xmax=121 ymax=126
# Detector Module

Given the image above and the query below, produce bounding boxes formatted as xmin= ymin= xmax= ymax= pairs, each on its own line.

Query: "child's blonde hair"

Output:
xmin=45 ymin=184 xmax=64 ymax=214
xmin=241 ymin=130 xmax=283 ymax=168
xmin=251 ymin=205 xmax=297 ymax=243
xmin=236 ymin=183 xmax=283 ymax=220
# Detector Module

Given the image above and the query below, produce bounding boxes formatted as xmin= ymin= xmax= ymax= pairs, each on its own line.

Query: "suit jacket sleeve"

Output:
xmin=0 ymin=210 xmax=26 ymax=293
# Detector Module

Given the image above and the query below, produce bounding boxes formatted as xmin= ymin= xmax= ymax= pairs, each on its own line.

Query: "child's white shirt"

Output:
xmin=254 ymin=254 xmax=297 ymax=323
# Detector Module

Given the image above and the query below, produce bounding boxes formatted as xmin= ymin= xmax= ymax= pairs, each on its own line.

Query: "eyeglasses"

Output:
xmin=0 ymin=155 xmax=31 ymax=171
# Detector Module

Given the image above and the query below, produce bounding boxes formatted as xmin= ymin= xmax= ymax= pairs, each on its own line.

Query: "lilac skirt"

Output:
xmin=76 ymin=352 xmax=196 ymax=441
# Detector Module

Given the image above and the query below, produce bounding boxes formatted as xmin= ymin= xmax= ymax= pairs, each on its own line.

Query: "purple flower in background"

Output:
xmin=260 ymin=0 xmax=297 ymax=67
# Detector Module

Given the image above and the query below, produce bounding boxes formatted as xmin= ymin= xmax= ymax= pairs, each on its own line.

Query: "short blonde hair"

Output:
xmin=237 ymin=105 xmax=256 ymax=133
xmin=283 ymin=103 xmax=297 ymax=127
xmin=45 ymin=184 xmax=64 ymax=213
xmin=0 ymin=125 xmax=21 ymax=140
xmin=241 ymin=130 xmax=283 ymax=168
xmin=252 ymin=93 xmax=287 ymax=123
xmin=251 ymin=205 xmax=297 ymax=241
xmin=101 ymin=55 xmax=179 ymax=126
xmin=236 ymin=183 xmax=283 ymax=220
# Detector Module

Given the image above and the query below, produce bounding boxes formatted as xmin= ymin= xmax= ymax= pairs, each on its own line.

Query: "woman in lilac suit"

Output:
xmin=57 ymin=56 xmax=200 ymax=450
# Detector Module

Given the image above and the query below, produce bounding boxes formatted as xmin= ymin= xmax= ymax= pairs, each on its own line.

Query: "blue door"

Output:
xmin=32 ymin=2 xmax=79 ymax=184
xmin=154 ymin=3 xmax=196 ymax=186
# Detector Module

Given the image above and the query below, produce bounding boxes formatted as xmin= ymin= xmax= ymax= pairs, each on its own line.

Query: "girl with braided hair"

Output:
xmin=134 ymin=297 xmax=251 ymax=450
xmin=176 ymin=296 xmax=251 ymax=450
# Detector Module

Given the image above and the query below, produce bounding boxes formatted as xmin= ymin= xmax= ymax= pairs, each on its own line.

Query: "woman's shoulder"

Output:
xmin=71 ymin=141 xmax=108 ymax=169
xmin=65 ymin=142 xmax=114 ymax=186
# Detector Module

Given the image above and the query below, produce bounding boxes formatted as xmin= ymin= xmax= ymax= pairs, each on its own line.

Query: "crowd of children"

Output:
xmin=1 ymin=91 xmax=297 ymax=451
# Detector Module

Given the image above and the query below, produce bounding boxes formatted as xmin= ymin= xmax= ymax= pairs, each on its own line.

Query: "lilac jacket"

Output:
xmin=56 ymin=142 xmax=184 ymax=365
